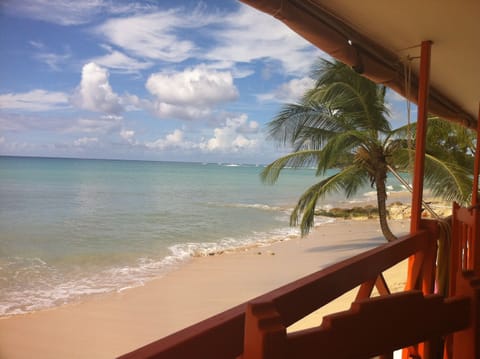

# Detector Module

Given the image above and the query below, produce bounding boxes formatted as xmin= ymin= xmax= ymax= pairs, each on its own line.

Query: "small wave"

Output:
xmin=0 ymin=218 xmax=337 ymax=317
xmin=0 ymin=254 xmax=188 ymax=317
xmin=208 ymin=202 xmax=289 ymax=213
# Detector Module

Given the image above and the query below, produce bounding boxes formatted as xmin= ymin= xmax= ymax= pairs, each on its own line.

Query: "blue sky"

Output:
xmin=0 ymin=0 xmax=409 ymax=164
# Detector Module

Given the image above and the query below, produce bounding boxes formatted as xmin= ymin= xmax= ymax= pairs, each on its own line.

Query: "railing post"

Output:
xmin=452 ymin=272 xmax=480 ymax=358
xmin=242 ymin=301 xmax=286 ymax=359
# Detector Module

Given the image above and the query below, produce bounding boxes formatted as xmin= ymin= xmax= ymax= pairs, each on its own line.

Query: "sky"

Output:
xmin=0 ymin=0 xmax=409 ymax=164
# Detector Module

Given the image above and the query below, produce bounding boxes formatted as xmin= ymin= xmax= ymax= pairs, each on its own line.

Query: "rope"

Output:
xmin=403 ymin=56 xmax=414 ymax=180
xmin=387 ymin=165 xmax=451 ymax=296
xmin=386 ymin=165 xmax=438 ymax=219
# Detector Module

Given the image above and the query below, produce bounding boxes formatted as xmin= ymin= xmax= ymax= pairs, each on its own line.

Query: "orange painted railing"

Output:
xmin=119 ymin=218 xmax=479 ymax=359
xmin=448 ymin=204 xmax=480 ymax=358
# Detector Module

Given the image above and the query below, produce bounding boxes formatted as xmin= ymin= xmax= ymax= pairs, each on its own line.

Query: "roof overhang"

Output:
xmin=240 ymin=0 xmax=479 ymax=130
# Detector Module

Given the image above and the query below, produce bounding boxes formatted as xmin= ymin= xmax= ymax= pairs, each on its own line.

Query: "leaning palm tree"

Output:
xmin=262 ymin=59 xmax=472 ymax=242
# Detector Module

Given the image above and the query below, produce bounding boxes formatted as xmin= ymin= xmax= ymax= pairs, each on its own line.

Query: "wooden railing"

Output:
xmin=449 ymin=204 xmax=480 ymax=358
xmin=119 ymin=217 xmax=479 ymax=359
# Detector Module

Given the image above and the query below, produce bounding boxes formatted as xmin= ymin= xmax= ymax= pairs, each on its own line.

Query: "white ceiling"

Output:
xmin=316 ymin=0 xmax=479 ymax=123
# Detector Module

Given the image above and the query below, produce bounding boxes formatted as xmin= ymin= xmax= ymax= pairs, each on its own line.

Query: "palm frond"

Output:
xmin=267 ymin=103 xmax=339 ymax=148
xmin=424 ymin=153 xmax=472 ymax=204
xmin=290 ymin=166 xmax=368 ymax=235
xmin=260 ymin=150 xmax=321 ymax=184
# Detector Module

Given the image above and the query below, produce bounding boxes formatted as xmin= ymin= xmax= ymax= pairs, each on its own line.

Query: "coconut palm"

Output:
xmin=261 ymin=59 xmax=472 ymax=242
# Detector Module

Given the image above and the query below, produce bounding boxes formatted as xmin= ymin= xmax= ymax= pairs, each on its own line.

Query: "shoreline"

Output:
xmin=0 ymin=218 xmax=410 ymax=359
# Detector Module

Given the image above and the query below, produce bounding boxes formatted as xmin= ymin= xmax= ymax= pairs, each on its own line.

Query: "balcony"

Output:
xmin=119 ymin=206 xmax=480 ymax=359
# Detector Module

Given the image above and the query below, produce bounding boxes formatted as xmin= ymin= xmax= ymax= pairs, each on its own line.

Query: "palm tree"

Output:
xmin=261 ymin=59 xmax=472 ymax=242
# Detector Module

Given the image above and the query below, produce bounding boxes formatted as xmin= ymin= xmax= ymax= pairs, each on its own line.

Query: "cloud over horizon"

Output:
xmin=1 ymin=0 xmax=372 ymax=163
xmin=71 ymin=62 xmax=124 ymax=115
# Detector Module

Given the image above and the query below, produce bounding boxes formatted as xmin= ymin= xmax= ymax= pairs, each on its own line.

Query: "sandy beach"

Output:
xmin=0 ymin=218 xmax=410 ymax=359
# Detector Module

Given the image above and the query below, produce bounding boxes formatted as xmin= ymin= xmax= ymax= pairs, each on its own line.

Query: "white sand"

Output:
xmin=0 ymin=219 xmax=410 ymax=359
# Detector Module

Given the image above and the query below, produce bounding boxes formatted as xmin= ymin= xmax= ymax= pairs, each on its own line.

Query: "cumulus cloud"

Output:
xmin=257 ymin=76 xmax=315 ymax=103
xmin=146 ymin=65 xmax=238 ymax=120
xmin=71 ymin=62 xmax=123 ymax=114
xmin=144 ymin=114 xmax=260 ymax=154
xmin=0 ymin=89 xmax=69 ymax=111
xmin=146 ymin=129 xmax=195 ymax=151
xmin=146 ymin=65 xmax=238 ymax=106
xmin=199 ymin=114 xmax=259 ymax=153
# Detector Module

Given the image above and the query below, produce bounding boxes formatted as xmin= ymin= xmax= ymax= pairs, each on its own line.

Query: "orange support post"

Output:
xmin=406 ymin=40 xmax=433 ymax=292
xmin=404 ymin=40 xmax=432 ymax=359
xmin=471 ymin=104 xmax=480 ymax=275
xmin=472 ymin=103 xmax=480 ymax=206
xmin=410 ymin=40 xmax=432 ymax=233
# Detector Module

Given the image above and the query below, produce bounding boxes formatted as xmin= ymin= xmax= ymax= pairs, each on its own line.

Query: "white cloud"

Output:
xmin=146 ymin=129 xmax=195 ymax=151
xmin=65 ymin=115 xmax=122 ymax=134
xmin=146 ymin=65 xmax=238 ymax=106
xmin=257 ymin=76 xmax=315 ymax=103
xmin=199 ymin=114 xmax=259 ymax=153
xmin=146 ymin=65 xmax=238 ymax=120
xmin=3 ymin=0 xmax=106 ymax=25
xmin=144 ymin=115 xmax=260 ymax=154
xmin=71 ymin=62 xmax=123 ymax=114
xmin=207 ymin=6 xmax=320 ymax=75
xmin=36 ymin=51 xmax=72 ymax=71
xmin=385 ymin=88 xmax=412 ymax=126
xmin=28 ymin=41 xmax=72 ymax=71
xmin=89 ymin=45 xmax=153 ymax=73
xmin=120 ymin=129 xmax=135 ymax=140
xmin=202 ymin=61 xmax=255 ymax=79
xmin=89 ymin=4 xmax=319 ymax=77
xmin=74 ymin=136 xmax=98 ymax=146
xmin=93 ymin=10 xmax=198 ymax=63
xmin=120 ymin=129 xmax=135 ymax=144
xmin=149 ymin=102 xmax=212 ymax=121
xmin=29 ymin=40 xmax=44 ymax=49
xmin=3 ymin=0 xmax=156 ymax=26
xmin=0 ymin=89 xmax=69 ymax=111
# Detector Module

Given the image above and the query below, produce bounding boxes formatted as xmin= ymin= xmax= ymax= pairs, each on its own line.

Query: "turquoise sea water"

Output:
xmin=0 ymin=156 xmax=405 ymax=316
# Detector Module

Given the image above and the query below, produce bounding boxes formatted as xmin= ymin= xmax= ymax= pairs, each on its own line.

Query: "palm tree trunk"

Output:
xmin=375 ymin=171 xmax=397 ymax=242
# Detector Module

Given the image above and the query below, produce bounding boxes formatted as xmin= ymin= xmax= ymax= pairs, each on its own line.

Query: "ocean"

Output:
xmin=0 ymin=156 xmax=405 ymax=316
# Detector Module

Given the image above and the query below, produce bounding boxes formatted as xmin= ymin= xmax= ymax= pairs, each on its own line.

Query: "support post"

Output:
xmin=410 ymin=40 xmax=432 ymax=233
xmin=404 ymin=40 xmax=432 ymax=359
xmin=406 ymin=40 xmax=433 ymax=292
xmin=472 ymin=104 xmax=480 ymax=275
xmin=472 ymin=103 xmax=480 ymax=206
